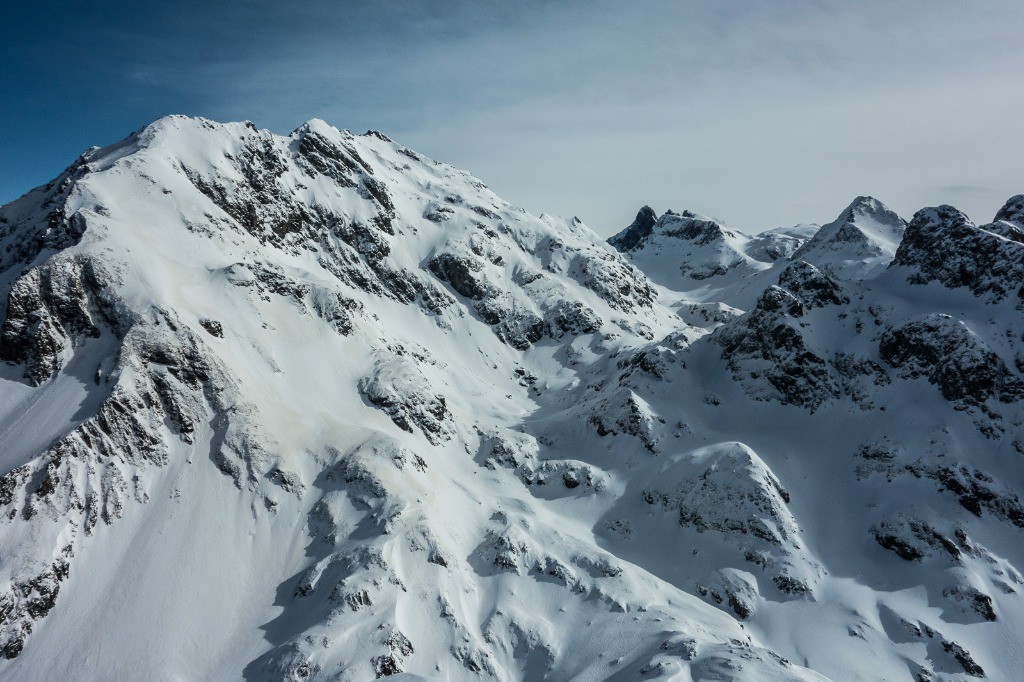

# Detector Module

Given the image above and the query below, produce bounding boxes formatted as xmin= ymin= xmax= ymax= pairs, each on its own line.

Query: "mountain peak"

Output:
xmin=636 ymin=204 xmax=657 ymax=221
xmin=836 ymin=195 xmax=904 ymax=229
xmin=910 ymin=203 xmax=973 ymax=229
xmin=743 ymin=224 xmax=818 ymax=263
xmin=139 ymin=113 xmax=254 ymax=138
xmin=790 ymin=196 xmax=906 ymax=278
xmin=994 ymin=194 xmax=1024 ymax=225
xmin=608 ymin=205 xmax=658 ymax=252
xmin=845 ymin=195 xmax=887 ymax=214
xmin=292 ymin=117 xmax=341 ymax=137
xmin=892 ymin=202 xmax=1024 ymax=301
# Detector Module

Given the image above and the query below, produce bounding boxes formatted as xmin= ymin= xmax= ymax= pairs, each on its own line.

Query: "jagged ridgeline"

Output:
xmin=0 ymin=115 xmax=1022 ymax=681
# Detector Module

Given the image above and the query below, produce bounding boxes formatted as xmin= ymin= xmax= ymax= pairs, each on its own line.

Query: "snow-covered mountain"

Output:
xmin=1 ymin=116 xmax=1022 ymax=681
xmin=791 ymin=196 xmax=906 ymax=279
xmin=608 ymin=207 xmax=771 ymax=294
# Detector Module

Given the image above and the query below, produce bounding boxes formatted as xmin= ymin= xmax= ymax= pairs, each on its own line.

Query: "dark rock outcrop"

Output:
xmin=892 ymin=205 xmax=1024 ymax=303
xmin=608 ymin=206 xmax=658 ymax=252
xmin=879 ymin=314 xmax=1024 ymax=407
xmin=777 ymin=261 xmax=848 ymax=309
xmin=716 ymin=286 xmax=838 ymax=410
xmin=1 ymin=256 xmax=122 ymax=385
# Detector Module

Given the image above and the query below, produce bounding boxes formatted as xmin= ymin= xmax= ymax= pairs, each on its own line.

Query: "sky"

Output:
xmin=2 ymin=0 xmax=1023 ymax=236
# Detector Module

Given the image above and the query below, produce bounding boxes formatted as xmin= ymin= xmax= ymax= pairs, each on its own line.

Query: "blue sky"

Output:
xmin=3 ymin=1 xmax=1023 ymax=235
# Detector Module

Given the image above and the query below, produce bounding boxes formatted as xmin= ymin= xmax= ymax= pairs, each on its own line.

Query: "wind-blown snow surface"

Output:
xmin=0 ymin=117 xmax=1022 ymax=681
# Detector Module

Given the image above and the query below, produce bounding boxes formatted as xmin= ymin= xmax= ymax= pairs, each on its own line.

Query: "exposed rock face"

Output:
xmin=857 ymin=445 xmax=1024 ymax=529
xmin=427 ymin=241 xmax=605 ymax=349
xmin=872 ymin=516 xmax=962 ymax=562
xmin=0 ymin=157 xmax=91 ymax=274
xmin=659 ymin=211 xmax=732 ymax=247
xmin=715 ymin=285 xmax=839 ymax=410
xmin=879 ymin=314 xmax=1024 ymax=407
xmin=608 ymin=205 xmax=658 ymax=252
xmin=588 ymin=387 xmax=662 ymax=452
xmin=942 ymin=639 xmax=986 ymax=677
xmin=0 ymin=298 xmax=286 ymax=658
xmin=360 ymin=355 xmax=454 ymax=445
xmin=0 ymin=256 xmax=121 ymax=385
xmin=640 ymin=443 xmax=820 ymax=614
xmin=428 ymin=251 xmax=489 ymax=300
xmin=658 ymin=212 xmax=750 ymax=279
xmin=0 ymin=553 xmax=70 ymax=659
xmin=994 ymin=194 xmax=1024 ymax=225
xmin=566 ymin=246 xmax=659 ymax=311
xmin=776 ymin=261 xmax=848 ymax=309
xmin=892 ymin=204 xmax=1024 ymax=303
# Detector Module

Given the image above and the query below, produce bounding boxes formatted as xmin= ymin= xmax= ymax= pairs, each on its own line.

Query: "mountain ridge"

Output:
xmin=0 ymin=115 xmax=1022 ymax=681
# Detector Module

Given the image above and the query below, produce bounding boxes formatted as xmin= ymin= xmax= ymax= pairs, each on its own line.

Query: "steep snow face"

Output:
xmin=1 ymin=116 xmax=1023 ymax=682
xmin=790 ymin=196 xmax=906 ymax=280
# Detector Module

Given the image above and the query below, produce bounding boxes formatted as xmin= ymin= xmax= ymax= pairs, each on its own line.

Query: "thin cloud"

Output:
xmin=2 ymin=1 xmax=1022 ymax=232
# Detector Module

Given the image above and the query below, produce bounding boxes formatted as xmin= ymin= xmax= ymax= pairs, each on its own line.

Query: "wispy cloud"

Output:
xmin=3 ymin=1 xmax=1023 ymax=231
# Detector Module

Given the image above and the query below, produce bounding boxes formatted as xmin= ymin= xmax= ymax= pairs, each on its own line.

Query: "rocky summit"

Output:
xmin=1 ymin=116 xmax=1023 ymax=681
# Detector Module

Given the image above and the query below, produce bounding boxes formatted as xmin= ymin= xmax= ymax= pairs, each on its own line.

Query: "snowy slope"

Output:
xmin=609 ymin=208 xmax=771 ymax=298
xmin=0 ymin=116 xmax=1022 ymax=682
xmin=744 ymin=224 xmax=819 ymax=263
xmin=605 ymin=193 xmax=1024 ymax=681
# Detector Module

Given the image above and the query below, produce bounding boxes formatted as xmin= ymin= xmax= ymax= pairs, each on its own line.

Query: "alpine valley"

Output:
xmin=1 ymin=116 xmax=1022 ymax=682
